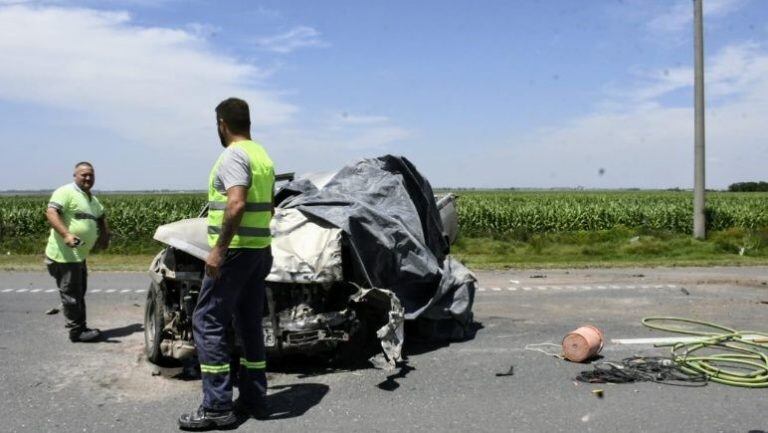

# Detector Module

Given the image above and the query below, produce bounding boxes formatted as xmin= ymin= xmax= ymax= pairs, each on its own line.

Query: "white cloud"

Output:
xmin=447 ymin=40 xmax=768 ymax=189
xmin=617 ymin=41 xmax=768 ymax=104
xmin=0 ymin=5 xmax=410 ymax=189
xmin=0 ymin=5 xmax=296 ymax=150
xmin=254 ymin=26 xmax=328 ymax=54
xmin=648 ymin=0 xmax=747 ymax=33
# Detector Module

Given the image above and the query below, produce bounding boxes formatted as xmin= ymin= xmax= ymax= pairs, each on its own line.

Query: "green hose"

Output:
xmin=641 ymin=316 xmax=768 ymax=388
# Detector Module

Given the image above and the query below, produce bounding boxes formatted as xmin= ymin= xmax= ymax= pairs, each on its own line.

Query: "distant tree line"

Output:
xmin=728 ymin=182 xmax=768 ymax=192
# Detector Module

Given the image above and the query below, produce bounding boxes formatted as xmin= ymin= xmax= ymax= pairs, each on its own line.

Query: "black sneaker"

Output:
xmin=178 ymin=406 xmax=237 ymax=431
xmin=233 ymin=398 xmax=270 ymax=420
xmin=70 ymin=328 xmax=101 ymax=343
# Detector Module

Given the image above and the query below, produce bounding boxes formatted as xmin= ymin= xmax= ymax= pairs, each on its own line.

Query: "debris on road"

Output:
xmin=495 ymin=365 xmax=514 ymax=377
xmin=680 ymin=287 xmax=690 ymax=295
xmin=576 ymin=356 xmax=706 ymax=385
xmin=44 ymin=307 xmax=59 ymax=315
xmin=529 ymin=274 xmax=547 ymax=279
xmin=562 ymin=325 xmax=603 ymax=363
xmin=524 ymin=342 xmax=563 ymax=359
xmin=642 ymin=317 xmax=768 ymax=388
xmin=591 ymin=389 xmax=604 ymax=398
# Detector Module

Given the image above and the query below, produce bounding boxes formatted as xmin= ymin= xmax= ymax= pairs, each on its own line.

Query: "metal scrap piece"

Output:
xmin=349 ymin=285 xmax=404 ymax=370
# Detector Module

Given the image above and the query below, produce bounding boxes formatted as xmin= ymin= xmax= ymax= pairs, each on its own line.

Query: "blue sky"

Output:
xmin=0 ymin=0 xmax=766 ymax=190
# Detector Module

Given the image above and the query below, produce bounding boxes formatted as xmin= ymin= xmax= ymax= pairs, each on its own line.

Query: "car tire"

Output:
xmin=144 ymin=281 xmax=171 ymax=365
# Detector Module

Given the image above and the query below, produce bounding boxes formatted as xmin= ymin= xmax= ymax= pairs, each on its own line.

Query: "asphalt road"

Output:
xmin=1 ymin=267 xmax=767 ymax=433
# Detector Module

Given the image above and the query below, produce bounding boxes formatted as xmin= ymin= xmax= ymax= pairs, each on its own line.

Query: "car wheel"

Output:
xmin=144 ymin=281 xmax=170 ymax=365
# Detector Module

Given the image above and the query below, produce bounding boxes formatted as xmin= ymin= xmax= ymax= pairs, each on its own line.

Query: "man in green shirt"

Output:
xmin=45 ymin=162 xmax=110 ymax=342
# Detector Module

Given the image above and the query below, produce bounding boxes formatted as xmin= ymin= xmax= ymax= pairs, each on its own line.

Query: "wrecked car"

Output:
xmin=145 ymin=155 xmax=476 ymax=369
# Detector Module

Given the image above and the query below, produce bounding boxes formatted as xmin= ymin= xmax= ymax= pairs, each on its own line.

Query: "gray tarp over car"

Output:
xmin=275 ymin=155 xmax=476 ymax=340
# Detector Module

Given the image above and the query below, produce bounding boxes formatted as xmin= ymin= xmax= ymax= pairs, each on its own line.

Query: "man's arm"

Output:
xmin=205 ymin=185 xmax=247 ymax=278
xmin=95 ymin=216 xmax=111 ymax=251
xmin=45 ymin=208 xmax=79 ymax=247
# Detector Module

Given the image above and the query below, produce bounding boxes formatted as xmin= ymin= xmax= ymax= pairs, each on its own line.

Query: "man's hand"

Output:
xmin=63 ymin=233 xmax=81 ymax=248
xmin=205 ymin=246 xmax=227 ymax=279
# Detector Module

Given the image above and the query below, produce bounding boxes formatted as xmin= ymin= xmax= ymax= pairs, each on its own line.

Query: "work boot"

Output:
xmin=233 ymin=397 xmax=270 ymax=420
xmin=70 ymin=328 xmax=101 ymax=343
xmin=178 ymin=406 xmax=237 ymax=431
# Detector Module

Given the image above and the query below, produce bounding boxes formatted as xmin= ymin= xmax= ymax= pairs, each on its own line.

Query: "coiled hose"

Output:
xmin=641 ymin=316 xmax=768 ymax=388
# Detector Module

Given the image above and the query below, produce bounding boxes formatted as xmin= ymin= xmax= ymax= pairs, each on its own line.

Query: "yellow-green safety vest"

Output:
xmin=207 ymin=140 xmax=274 ymax=249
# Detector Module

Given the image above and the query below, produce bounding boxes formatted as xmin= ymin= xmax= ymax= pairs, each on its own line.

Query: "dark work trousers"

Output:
xmin=46 ymin=259 xmax=88 ymax=339
xmin=193 ymin=247 xmax=273 ymax=411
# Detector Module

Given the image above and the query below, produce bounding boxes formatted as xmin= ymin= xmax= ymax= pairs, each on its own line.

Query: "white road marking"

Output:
xmin=473 ymin=283 xmax=688 ymax=295
xmin=3 ymin=281 xmax=689 ymax=297
xmin=613 ymin=335 xmax=768 ymax=345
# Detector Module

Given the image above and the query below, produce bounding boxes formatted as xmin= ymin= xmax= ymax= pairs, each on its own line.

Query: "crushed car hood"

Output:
xmin=153 ymin=209 xmax=343 ymax=284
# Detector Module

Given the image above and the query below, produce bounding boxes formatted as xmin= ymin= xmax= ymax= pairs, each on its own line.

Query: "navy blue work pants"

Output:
xmin=193 ymin=247 xmax=272 ymax=411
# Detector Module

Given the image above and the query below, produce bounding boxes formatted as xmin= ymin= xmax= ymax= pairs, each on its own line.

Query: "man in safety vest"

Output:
xmin=45 ymin=162 xmax=110 ymax=342
xmin=179 ymin=98 xmax=275 ymax=431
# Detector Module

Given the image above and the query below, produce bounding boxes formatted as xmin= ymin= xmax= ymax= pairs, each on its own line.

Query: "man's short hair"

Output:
xmin=74 ymin=161 xmax=93 ymax=170
xmin=215 ymin=98 xmax=251 ymax=135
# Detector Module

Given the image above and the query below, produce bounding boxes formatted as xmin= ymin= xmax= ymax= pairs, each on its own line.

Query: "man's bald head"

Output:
xmin=73 ymin=162 xmax=95 ymax=193
xmin=75 ymin=161 xmax=93 ymax=170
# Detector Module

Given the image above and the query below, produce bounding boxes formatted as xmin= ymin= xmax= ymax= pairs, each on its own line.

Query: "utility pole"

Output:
xmin=693 ymin=0 xmax=706 ymax=239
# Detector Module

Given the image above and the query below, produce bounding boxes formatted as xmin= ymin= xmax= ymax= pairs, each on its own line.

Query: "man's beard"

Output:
xmin=217 ymin=127 xmax=227 ymax=148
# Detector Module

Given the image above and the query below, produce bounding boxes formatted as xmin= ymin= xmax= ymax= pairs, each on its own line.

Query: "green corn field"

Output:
xmin=453 ymin=191 xmax=768 ymax=237
xmin=0 ymin=193 xmax=205 ymax=254
xmin=1 ymin=191 xmax=767 ymax=254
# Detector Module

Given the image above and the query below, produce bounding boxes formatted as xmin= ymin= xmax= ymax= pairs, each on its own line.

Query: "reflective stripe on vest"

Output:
xmin=207 ymin=226 xmax=271 ymax=237
xmin=207 ymin=201 xmax=272 ymax=212
xmin=207 ymin=140 xmax=274 ymax=249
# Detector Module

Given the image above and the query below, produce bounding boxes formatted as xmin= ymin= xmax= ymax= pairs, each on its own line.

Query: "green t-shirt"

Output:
xmin=45 ymin=183 xmax=105 ymax=263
